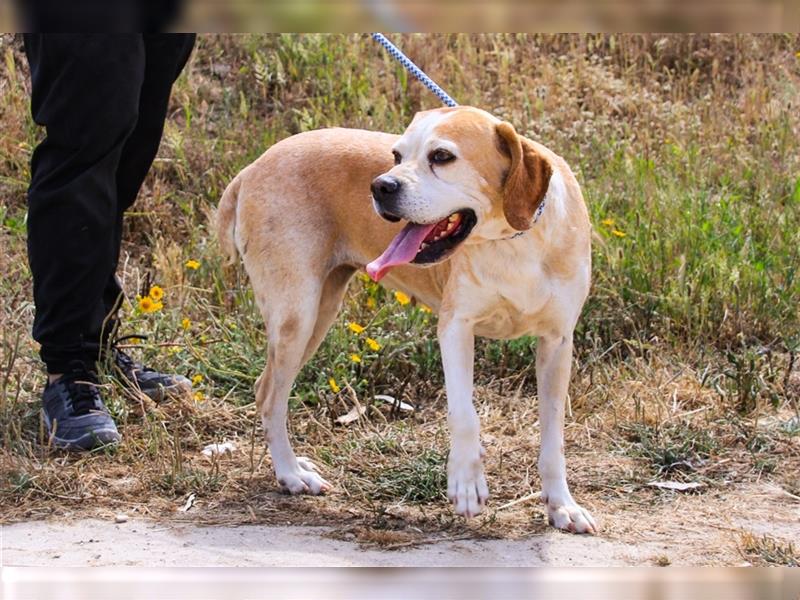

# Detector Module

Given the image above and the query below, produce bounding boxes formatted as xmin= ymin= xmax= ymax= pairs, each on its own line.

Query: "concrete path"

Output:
xmin=1 ymin=518 xmax=658 ymax=567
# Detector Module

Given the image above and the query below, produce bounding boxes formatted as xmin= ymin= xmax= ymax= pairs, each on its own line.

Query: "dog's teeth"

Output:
xmin=420 ymin=242 xmax=429 ymax=250
xmin=449 ymin=214 xmax=458 ymax=223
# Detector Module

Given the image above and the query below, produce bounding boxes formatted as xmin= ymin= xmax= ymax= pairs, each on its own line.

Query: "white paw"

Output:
xmin=543 ymin=495 xmax=597 ymax=534
xmin=276 ymin=457 xmax=331 ymax=495
xmin=447 ymin=450 xmax=489 ymax=518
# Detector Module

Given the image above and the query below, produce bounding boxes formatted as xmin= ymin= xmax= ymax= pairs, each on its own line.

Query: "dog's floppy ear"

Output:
xmin=495 ymin=121 xmax=552 ymax=231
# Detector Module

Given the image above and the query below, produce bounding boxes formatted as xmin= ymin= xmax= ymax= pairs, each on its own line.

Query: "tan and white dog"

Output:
xmin=216 ymin=106 xmax=596 ymax=533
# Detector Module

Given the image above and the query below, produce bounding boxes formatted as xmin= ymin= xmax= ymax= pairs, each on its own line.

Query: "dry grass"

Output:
xmin=739 ymin=531 xmax=800 ymax=567
xmin=1 ymin=34 xmax=799 ymax=560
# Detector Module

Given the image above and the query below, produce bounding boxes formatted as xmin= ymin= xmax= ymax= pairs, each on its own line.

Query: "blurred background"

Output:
xmin=3 ymin=566 xmax=800 ymax=599
xmin=0 ymin=0 xmax=795 ymax=32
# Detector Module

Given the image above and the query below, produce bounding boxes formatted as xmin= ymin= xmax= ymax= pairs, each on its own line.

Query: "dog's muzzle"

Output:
xmin=371 ymin=175 xmax=403 ymax=222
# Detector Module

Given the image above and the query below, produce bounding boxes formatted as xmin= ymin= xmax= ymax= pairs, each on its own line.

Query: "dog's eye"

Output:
xmin=392 ymin=150 xmax=402 ymax=165
xmin=429 ymin=149 xmax=455 ymax=165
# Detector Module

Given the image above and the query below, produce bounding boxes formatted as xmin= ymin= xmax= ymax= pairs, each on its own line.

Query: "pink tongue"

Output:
xmin=366 ymin=222 xmax=438 ymax=282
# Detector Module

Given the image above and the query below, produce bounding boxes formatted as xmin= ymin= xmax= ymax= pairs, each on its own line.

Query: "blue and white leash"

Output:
xmin=371 ymin=33 xmax=544 ymax=229
xmin=371 ymin=33 xmax=458 ymax=108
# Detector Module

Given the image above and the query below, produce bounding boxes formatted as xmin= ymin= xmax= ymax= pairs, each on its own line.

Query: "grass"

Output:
xmin=623 ymin=422 xmax=719 ymax=477
xmin=372 ymin=449 xmax=447 ymax=503
xmin=1 ymin=34 xmax=799 ymax=558
xmin=739 ymin=531 xmax=800 ymax=567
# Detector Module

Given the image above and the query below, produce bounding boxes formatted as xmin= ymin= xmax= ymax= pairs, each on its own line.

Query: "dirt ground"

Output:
xmin=2 ymin=480 xmax=797 ymax=567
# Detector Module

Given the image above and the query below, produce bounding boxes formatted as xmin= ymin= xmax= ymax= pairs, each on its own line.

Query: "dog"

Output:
xmin=216 ymin=106 xmax=596 ymax=533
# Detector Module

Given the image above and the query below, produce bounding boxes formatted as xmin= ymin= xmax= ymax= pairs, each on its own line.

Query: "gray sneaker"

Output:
xmin=111 ymin=337 xmax=191 ymax=402
xmin=42 ymin=364 xmax=121 ymax=451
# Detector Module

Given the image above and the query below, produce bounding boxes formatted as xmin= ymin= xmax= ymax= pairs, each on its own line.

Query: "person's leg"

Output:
xmin=25 ymin=34 xmax=149 ymax=449
xmin=96 ymin=34 xmax=196 ymax=401
xmin=25 ymin=34 xmax=147 ymax=376
xmin=101 ymin=34 xmax=196 ymax=331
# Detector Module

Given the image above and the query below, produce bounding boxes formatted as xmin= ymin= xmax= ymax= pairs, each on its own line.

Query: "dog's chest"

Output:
xmin=473 ymin=303 xmax=546 ymax=339
xmin=450 ymin=252 xmax=554 ymax=340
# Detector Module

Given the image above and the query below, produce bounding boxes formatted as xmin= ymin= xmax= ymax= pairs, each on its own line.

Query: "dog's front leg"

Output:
xmin=536 ymin=333 xmax=597 ymax=533
xmin=438 ymin=315 xmax=488 ymax=518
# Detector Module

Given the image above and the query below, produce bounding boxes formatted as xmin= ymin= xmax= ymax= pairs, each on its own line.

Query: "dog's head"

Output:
xmin=367 ymin=106 xmax=553 ymax=281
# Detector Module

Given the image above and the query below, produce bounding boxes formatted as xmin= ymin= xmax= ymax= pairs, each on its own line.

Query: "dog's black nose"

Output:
xmin=371 ymin=175 xmax=401 ymax=200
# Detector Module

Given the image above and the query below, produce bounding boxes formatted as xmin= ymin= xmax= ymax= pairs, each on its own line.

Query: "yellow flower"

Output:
xmin=601 ymin=218 xmax=615 ymax=227
xmin=185 ymin=259 xmax=201 ymax=270
xmin=366 ymin=337 xmax=381 ymax=351
xmin=394 ymin=291 xmax=411 ymax=305
xmin=358 ymin=273 xmax=371 ymax=283
xmin=192 ymin=374 xmax=204 ymax=385
xmin=328 ymin=377 xmax=340 ymax=393
xmin=349 ymin=353 xmax=362 ymax=363
xmin=347 ymin=322 xmax=365 ymax=334
xmin=181 ymin=317 xmax=191 ymax=331
xmin=149 ymin=285 xmax=164 ymax=301
xmin=137 ymin=295 xmax=163 ymax=313
xmin=167 ymin=346 xmax=181 ymax=356
xmin=796 ymin=51 xmax=800 ymax=59
xmin=193 ymin=391 xmax=205 ymax=402
xmin=612 ymin=229 xmax=627 ymax=238
xmin=419 ymin=304 xmax=432 ymax=313
xmin=366 ymin=297 xmax=376 ymax=309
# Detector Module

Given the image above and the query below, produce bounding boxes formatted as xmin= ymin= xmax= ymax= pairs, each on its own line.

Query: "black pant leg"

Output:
xmin=24 ymin=34 xmax=146 ymax=373
xmin=101 ymin=34 xmax=196 ymax=329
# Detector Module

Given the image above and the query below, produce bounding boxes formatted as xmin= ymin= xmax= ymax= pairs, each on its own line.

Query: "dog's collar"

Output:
xmin=501 ymin=200 xmax=545 ymax=241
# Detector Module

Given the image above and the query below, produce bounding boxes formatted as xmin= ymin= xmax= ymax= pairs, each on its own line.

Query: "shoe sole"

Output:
xmin=42 ymin=412 xmax=121 ymax=452
xmin=51 ymin=429 xmax=121 ymax=452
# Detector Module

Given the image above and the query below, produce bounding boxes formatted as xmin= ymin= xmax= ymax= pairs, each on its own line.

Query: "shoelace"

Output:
xmin=58 ymin=362 xmax=102 ymax=416
xmin=110 ymin=334 xmax=154 ymax=376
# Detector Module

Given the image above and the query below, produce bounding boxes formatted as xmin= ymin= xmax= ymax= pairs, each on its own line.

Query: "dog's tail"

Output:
xmin=216 ymin=174 xmax=242 ymax=265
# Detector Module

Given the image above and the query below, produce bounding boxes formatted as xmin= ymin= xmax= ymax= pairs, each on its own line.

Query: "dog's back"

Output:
xmin=216 ymin=128 xmax=400 ymax=270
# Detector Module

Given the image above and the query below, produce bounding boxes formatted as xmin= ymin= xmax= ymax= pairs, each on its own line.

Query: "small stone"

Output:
xmin=114 ymin=514 xmax=129 ymax=523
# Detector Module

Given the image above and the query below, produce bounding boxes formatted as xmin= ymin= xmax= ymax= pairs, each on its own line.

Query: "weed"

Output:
xmin=372 ymin=449 xmax=447 ymax=503
xmin=653 ymin=555 xmax=671 ymax=567
xmin=156 ymin=469 xmax=224 ymax=497
xmin=739 ymin=532 xmax=799 ymax=567
xmin=623 ymin=423 xmax=718 ymax=477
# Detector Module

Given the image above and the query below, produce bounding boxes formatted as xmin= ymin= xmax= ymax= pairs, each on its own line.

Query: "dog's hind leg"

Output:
xmin=301 ymin=265 xmax=356 ymax=365
xmin=254 ymin=281 xmax=332 ymax=495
